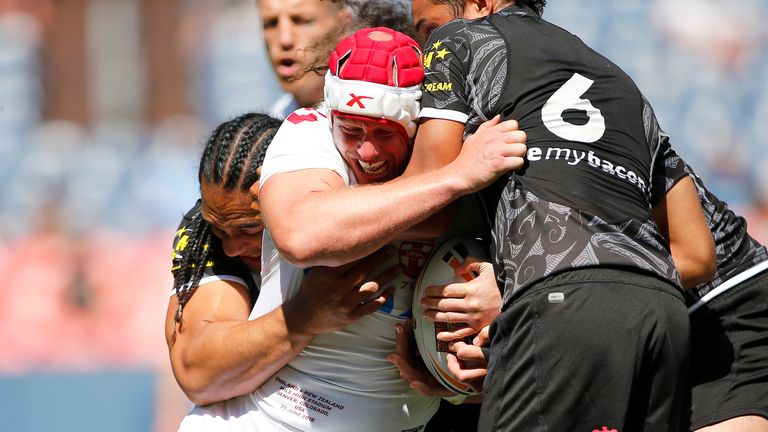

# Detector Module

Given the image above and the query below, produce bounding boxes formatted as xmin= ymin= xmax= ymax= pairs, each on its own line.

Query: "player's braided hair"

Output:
xmin=172 ymin=112 xmax=281 ymax=331
xmin=430 ymin=0 xmax=545 ymax=18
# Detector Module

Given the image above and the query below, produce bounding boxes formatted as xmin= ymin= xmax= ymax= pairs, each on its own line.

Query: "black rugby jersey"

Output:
xmin=651 ymin=146 xmax=768 ymax=301
xmin=419 ymin=5 xmax=680 ymax=302
xmin=171 ymin=200 xmax=260 ymax=304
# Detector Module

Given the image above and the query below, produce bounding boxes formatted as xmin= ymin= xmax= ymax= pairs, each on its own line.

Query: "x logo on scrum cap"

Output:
xmin=346 ymin=93 xmax=374 ymax=109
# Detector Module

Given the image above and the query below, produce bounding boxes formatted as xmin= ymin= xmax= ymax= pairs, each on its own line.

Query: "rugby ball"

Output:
xmin=412 ymin=236 xmax=489 ymax=396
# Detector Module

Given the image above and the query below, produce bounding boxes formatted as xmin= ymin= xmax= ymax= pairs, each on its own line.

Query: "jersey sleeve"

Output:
xmin=259 ymin=107 xmax=352 ymax=188
xmin=644 ymin=99 xmax=690 ymax=207
xmin=418 ymin=21 xmax=473 ymax=123
xmin=171 ymin=200 xmax=259 ymax=302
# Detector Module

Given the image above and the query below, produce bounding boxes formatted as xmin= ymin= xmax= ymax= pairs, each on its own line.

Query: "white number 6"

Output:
xmin=541 ymin=73 xmax=605 ymax=143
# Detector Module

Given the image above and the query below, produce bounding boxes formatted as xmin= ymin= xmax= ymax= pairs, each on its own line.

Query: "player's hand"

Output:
xmin=388 ymin=320 xmax=455 ymax=397
xmin=446 ymin=325 xmax=490 ymax=394
xmin=450 ymin=115 xmax=527 ymax=194
xmin=284 ymin=246 xmax=400 ymax=337
xmin=421 ymin=259 xmax=500 ymax=341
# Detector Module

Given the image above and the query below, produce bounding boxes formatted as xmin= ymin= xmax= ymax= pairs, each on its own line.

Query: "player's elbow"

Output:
xmin=272 ymin=229 xmax=324 ymax=268
xmin=183 ymin=386 xmax=218 ymax=407
xmin=186 ymin=388 xmax=236 ymax=407
xmin=174 ymin=372 xmax=214 ymax=405
xmin=269 ymin=222 xmax=365 ymax=267
xmin=676 ymin=243 xmax=716 ymax=290
xmin=170 ymin=352 xmax=234 ymax=406
xmin=175 ymin=372 xmax=237 ymax=406
xmin=686 ymin=256 xmax=716 ymax=290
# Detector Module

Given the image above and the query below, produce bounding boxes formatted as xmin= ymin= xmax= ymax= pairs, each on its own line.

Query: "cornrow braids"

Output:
xmin=172 ymin=209 xmax=213 ymax=328
xmin=172 ymin=112 xmax=282 ymax=331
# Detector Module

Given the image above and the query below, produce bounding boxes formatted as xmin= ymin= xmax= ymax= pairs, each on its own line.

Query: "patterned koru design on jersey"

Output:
xmin=488 ymin=185 xmax=675 ymax=305
xmin=421 ymin=5 xmax=681 ymax=303
xmin=171 ymin=200 xmax=259 ymax=303
xmin=650 ymin=145 xmax=768 ymax=300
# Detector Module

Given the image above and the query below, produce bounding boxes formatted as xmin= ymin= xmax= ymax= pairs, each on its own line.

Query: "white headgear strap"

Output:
xmin=323 ymin=71 xmax=422 ymax=138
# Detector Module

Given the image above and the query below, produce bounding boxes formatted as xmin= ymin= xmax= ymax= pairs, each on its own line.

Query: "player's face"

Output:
xmin=332 ymin=115 xmax=411 ymax=184
xmin=200 ymin=181 xmax=264 ymax=272
xmin=411 ymin=0 xmax=455 ymax=45
xmin=259 ymin=0 xmax=348 ymax=107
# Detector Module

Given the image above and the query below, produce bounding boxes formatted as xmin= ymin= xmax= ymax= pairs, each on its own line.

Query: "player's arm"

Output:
xmin=393 ymin=118 xmax=469 ymax=238
xmin=259 ymin=165 xmax=460 ymax=267
xmin=652 ymin=175 xmax=716 ymax=289
xmin=165 ymin=208 xmax=309 ymax=405
xmin=166 ymin=250 xmax=400 ymax=406
xmin=405 ymin=118 xmax=466 ymax=176
xmin=259 ymin=118 xmax=524 ymax=268
xmin=645 ymin=101 xmax=716 ymax=290
xmin=165 ymin=281 xmax=312 ymax=406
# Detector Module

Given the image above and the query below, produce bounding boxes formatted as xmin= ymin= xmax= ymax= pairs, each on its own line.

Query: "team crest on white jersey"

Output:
xmin=398 ymin=241 xmax=434 ymax=278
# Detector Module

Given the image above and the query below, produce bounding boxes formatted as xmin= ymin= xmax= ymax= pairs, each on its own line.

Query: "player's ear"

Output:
xmin=464 ymin=0 xmax=494 ymax=19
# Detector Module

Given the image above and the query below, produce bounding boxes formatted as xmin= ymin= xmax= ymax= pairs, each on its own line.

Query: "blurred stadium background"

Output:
xmin=0 ymin=0 xmax=764 ymax=431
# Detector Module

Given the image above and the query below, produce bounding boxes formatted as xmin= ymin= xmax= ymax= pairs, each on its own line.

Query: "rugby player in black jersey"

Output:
xmin=410 ymin=1 xmax=768 ymax=431
xmin=406 ymin=1 xmax=718 ymax=430
xmin=653 ymin=150 xmax=768 ymax=431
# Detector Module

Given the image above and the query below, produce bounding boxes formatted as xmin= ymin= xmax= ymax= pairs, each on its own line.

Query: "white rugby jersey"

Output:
xmin=179 ymin=107 xmax=440 ymax=432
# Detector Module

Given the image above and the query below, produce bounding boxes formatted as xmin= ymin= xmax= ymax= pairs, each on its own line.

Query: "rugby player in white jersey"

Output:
xmin=178 ymin=27 xmax=526 ymax=431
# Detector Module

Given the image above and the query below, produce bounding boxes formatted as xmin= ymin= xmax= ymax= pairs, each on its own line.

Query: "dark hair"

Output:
xmin=515 ymin=0 xmax=546 ymax=15
xmin=299 ymin=0 xmax=419 ymax=80
xmin=172 ymin=112 xmax=281 ymax=327
xmin=431 ymin=0 xmax=545 ymax=18
xmin=345 ymin=0 xmax=419 ymax=38
xmin=429 ymin=0 xmax=465 ymax=19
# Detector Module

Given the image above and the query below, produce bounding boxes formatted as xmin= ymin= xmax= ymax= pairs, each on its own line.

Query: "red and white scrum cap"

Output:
xmin=324 ymin=27 xmax=424 ymax=139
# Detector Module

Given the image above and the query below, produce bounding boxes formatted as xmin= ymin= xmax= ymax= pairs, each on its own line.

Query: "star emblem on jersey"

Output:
xmin=423 ymin=40 xmax=450 ymax=69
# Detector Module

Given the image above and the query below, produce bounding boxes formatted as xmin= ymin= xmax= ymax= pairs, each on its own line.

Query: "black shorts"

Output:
xmin=479 ymin=268 xmax=690 ymax=432
xmin=425 ymin=399 xmax=480 ymax=432
xmin=686 ymin=269 xmax=768 ymax=430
